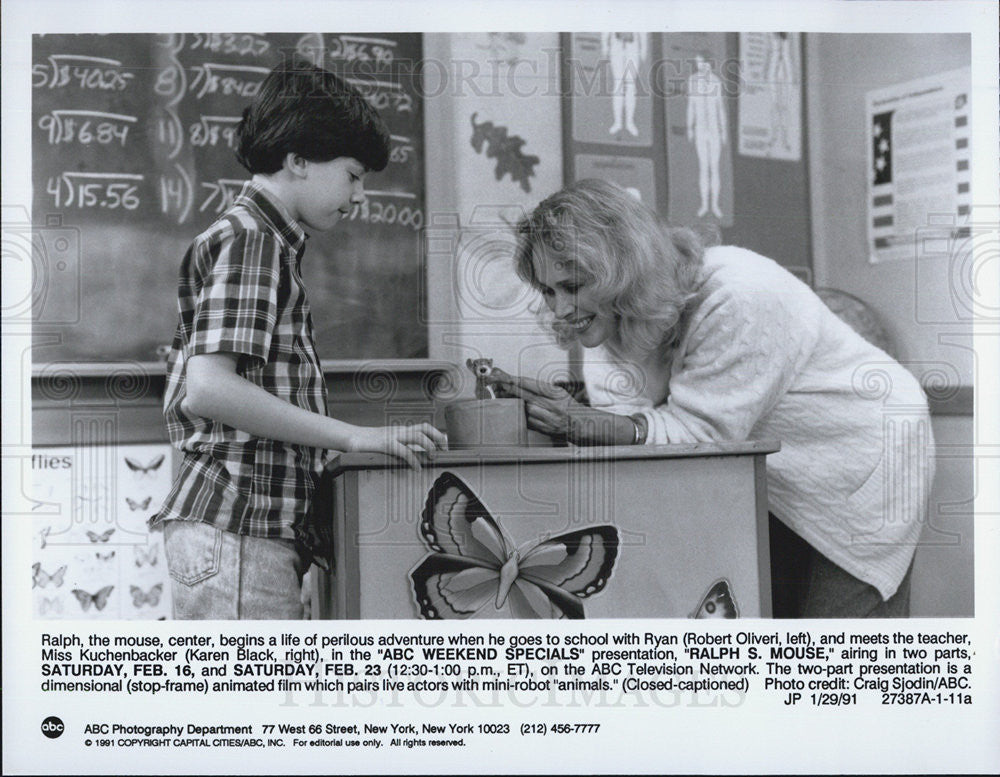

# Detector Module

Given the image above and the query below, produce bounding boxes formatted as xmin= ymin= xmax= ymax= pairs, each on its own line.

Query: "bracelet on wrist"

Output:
xmin=629 ymin=414 xmax=647 ymax=445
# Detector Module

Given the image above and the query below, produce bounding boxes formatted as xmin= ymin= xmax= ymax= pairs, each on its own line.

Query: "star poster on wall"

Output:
xmin=872 ymin=111 xmax=893 ymax=186
xmin=866 ymin=68 xmax=971 ymax=263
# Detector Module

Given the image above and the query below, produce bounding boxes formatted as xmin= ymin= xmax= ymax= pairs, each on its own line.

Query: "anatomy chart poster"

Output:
xmin=738 ymin=32 xmax=802 ymax=161
xmin=663 ymin=32 xmax=734 ymax=227
xmin=569 ymin=32 xmax=654 ymax=147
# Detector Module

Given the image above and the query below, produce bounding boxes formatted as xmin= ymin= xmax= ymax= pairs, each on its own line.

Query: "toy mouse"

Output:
xmin=466 ymin=358 xmax=511 ymax=400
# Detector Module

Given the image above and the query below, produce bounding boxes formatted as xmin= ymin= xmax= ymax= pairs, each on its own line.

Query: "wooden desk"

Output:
xmin=312 ymin=442 xmax=779 ymax=620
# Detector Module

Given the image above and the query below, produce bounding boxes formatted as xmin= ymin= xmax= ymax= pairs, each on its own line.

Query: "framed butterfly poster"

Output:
xmin=315 ymin=443 xmax=775 ymax=619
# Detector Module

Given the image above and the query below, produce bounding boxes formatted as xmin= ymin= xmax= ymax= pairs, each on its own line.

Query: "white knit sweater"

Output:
xmin=583 ymin=246 xmax=934 ymax=599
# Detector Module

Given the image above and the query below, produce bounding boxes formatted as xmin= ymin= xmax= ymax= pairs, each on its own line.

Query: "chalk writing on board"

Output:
xmin=198 ymin=179 xmax=245 ymax=215
xmin=32 ymin=54 xmax=135 ymax=91
xmin=188 ymin=33 xmax=271 ymax=58
xmin=155 ymin=107 xmax=184 ymax=159
xmin=346 ymin=77 xmax=413 ymax=114
xmin=32 ymin=32 xmax=427 ymax=362
xmin=188 ymin=115 xmax=241 ymax=149
xmin=344 ymin=192 xmax=424 ymax=231
xmin=153 ymin=62 xmax=186 ymax=105
xmin=159 ymin=163 xmax=194 ymax=224
xmin=45 ymin=172 xmax=143 ymax=210
xmin=37 ymin=110 xmax=135 ymax=146
xmin=189 ymin=63 xmax=270 ymax=100
xmin=328 ymin=34 xmax=396 ymax=66
xmin=389 ymin=134 xmax=415 ymax=164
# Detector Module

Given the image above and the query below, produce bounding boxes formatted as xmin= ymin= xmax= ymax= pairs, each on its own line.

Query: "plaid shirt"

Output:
xmin=154 ymin=181 xmax=330 ymax=564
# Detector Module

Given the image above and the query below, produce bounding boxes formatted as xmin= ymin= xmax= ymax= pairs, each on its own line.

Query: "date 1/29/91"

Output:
xmin=521 ymin=723 xmax=601 ymax=735
xmin=782 ymin=692 xmax=973 ymax=705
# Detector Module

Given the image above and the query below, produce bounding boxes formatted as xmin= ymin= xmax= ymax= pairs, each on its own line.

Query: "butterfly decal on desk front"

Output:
xmin=410 ymin=472 xmax=620 ymax=619
xmin=690 ymin=579 xmax=739 ymax=619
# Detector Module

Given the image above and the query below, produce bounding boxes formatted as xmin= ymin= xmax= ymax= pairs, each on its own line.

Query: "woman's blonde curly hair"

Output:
xmin=514 ymin=179 xmax=707 ymax=362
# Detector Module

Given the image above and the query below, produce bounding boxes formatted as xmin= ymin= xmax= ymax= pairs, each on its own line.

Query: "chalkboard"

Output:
xmin=31 ymin=32 xmax=427 ymax=362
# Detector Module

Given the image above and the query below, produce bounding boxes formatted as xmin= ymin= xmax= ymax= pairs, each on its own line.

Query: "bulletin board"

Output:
xmin=30 ymin=32 xmax=427 ymax=363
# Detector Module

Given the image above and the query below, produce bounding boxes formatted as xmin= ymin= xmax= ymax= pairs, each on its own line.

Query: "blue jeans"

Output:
xmin=163 ymin=520 xmax=307 ymax=620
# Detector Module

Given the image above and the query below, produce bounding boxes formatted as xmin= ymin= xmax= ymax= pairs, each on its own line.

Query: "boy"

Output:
xmin=152 ymin=60 xmax=446 ymax=620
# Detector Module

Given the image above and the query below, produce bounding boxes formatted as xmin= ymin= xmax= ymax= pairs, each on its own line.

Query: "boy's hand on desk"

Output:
xmin=346 ymin=423 xmax=448 ymax=470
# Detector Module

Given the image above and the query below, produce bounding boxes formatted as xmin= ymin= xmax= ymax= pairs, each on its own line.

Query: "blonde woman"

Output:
xmin=499 ymin=179 xmax=934 ymax=618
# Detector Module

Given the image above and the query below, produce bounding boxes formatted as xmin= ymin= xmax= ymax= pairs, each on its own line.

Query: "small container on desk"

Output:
xmin=310 ymin=441 xmax=779 ymax=620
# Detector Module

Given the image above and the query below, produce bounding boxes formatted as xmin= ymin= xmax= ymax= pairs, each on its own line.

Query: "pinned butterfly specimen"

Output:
xmin=32 ymin=562 xmax=67 ymax=589
xmin=31 ymin=485 xmax=57 ymax=513
xmin=86 ymin=528 xmax=115 ymax=543
xmin=410 ymin=472 xmax=620 ymax=619
xmin=125 ymin=454 xmax=165 ymax=478
xmin=40 ymin=597 xmax=63 ymax=616
xmin=38 ymin=526 xmax=51 ymax=549
xmin=130 ymin=583 xmax=163 ymax=608
xmin=125 ymin=496 xmax=152 ymax=511
xmin=95 ymin=551 xmax=116 ymax=561
xmin=76 ymin=483 xmax=107 ymax=504
xmin=133 ymin=545 xmax=159 ymax=567
xmin=690 ymin=579 xmax=739 ymax=619
xmin=72 ymin=585 xmax=114 ymax=612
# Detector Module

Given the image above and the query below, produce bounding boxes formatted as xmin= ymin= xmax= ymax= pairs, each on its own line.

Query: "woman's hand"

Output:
xmin=496 ymin=377 xmax=634 ymax=446
xmin=346 ymin=423 xmax=448 ymax=470
xmin=496 ymin=377 xmax=577 ymax=439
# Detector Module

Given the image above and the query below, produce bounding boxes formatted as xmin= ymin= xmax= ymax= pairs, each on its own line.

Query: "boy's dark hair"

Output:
xmin=236 ymin=58 xmax=390 ymax=175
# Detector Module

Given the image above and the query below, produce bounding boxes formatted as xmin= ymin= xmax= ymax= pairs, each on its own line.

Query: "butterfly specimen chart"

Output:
xmin=30 ymin=443 xmax=173 ymax=619
xmin=315 ymin=442 xmax=776 ymax=619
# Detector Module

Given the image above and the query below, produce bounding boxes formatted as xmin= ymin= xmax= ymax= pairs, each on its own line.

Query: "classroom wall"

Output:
xmin=806 ymin=33 xmax=974 ymax=616
xmin=806 ymin=33 xmax=973 ymax=384
xmin=423 ymin=33 xmax=568 ymax=394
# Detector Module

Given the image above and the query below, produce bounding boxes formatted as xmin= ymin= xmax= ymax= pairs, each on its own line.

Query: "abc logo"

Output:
xmin=41 ymin=716 xmax=65 ymax=739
